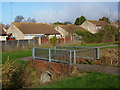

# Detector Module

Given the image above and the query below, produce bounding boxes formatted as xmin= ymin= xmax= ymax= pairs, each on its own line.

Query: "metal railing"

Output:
xmin=32 ymin=47 xmax=73 ymax=65
xmin=32 ymin=46 xmax=99 ymax=65
xmin=55 ymin=46 xmax=99 ymax=60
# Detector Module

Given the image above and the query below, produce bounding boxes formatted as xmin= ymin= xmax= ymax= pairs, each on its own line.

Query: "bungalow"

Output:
xmin=0 ymin=24 xmax=7 ymax=41
xmin=80 ymin=20 xmax=108 ymax=34
xmin=112 ymin=22 xmax=120 ymax=28
xmin=55 ymin=24 xmax=86 ymax=40
xmin=7 ymin=23 xmax=60 ymax=40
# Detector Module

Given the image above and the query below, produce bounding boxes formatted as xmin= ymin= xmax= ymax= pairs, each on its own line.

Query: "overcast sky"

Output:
xmin=1 ymin=1 xmax=119 ymax=25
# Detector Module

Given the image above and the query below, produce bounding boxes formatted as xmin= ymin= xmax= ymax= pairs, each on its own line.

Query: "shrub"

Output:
xmin=2 ymin=57 xmax=17 ymax=88
xmin=76 ymin=30 xmax=103 ymax=43
xmin=2 ymin=57 xmax=40 ymax=88
xmin=76 ymin=25 xmax=119 ymax=43
xmin=100 ymin=25 xmax=119 ymax=43
xmin=50 ymin=36 xmax=57 ymax=46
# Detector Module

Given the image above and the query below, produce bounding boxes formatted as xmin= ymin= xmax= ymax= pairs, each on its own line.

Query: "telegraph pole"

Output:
xmin=10 ymin=1 xmax=12 ymax=24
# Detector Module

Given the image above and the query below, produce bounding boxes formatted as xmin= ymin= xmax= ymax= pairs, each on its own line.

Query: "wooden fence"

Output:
xmin=0 ymin=36 xmax=73 ymax=52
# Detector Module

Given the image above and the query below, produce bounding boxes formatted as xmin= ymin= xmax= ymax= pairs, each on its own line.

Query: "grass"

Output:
xmin=71 ymin=42 xmax=118 ymax=47
xmin=2 ymin=49 xmax=32 ymax=66
xmin=40 ymin=72 xmax=119 ymax=88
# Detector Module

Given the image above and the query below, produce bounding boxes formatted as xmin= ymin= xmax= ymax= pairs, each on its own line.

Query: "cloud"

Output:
xmin=34 ymin=2 xmax=118 ymax=23
xmin=34 ymin=10 xmax=69 ymax=23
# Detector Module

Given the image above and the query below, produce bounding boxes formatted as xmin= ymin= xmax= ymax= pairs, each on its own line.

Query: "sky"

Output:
xmin=1 ymin=1 xmax=119 ymax=25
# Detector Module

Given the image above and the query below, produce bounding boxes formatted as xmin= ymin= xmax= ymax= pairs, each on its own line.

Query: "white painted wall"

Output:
xmin=55 ymin=26 xmax=69 ymax=37
xmin=80 ymin=21 xmax=99 ymax=34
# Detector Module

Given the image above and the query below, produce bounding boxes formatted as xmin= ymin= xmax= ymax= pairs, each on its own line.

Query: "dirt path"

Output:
xmin=18 ymin=56 xmax=32 ymax=61
xmin=76 ymin=64 xmax=119 ymax=75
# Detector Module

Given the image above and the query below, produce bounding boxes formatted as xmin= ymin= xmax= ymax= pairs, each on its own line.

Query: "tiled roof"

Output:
xmin=12 ymin=23 xmax=60 ymax=35
xmin=59 ymin=24 xmax=85 ymax=34
xmin=112 ymin=22 xmax=120 ymax=26
xmin=88 ymin=20 xmax=108 ymax=26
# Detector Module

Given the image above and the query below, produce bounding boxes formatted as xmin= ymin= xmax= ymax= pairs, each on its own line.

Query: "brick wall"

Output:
xmin=30 ymin=59 xmax=77 ymax=78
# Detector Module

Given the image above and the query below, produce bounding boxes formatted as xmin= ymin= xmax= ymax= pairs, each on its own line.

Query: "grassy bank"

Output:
xmin=40 ymin=72 xmax=119 ymax=88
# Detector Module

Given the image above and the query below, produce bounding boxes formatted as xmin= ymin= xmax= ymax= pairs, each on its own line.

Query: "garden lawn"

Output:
xmin=2 ymin=49 xmax=32 ymax=65
xmin=40 ymin=72 xmax=119 ymax=88
xmin=71 ymin=43 xmax=118 ymax=47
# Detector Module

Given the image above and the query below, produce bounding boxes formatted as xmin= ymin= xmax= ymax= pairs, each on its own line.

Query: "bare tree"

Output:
xmin=14 ymin=15 xmax=25 ymax=22
xmin=26 ymin=17 xmax=36 ymax=23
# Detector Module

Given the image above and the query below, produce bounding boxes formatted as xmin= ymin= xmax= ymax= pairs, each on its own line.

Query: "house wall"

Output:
xmin=7 ymin=24 xmax=24 ymax=40
xmin=24 ymin=35 xmax=34 ymax=39
xmin=0 ymin=36 xmax=7 ymax=41
xmin=55 ymin=26 xmax=69 ymax=37
xmin=80 ymin=21 xmax=99 ymax=34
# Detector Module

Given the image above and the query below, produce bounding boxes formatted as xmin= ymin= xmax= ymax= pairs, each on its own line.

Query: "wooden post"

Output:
xmin=64 ymin=37 xmax=65 ymax=43
xmin=38 ymin=37 xmax=41 ymax=46
xmin=71 ymin=36 xmax=73 ymax=42
xmin=17 ymin=40 xmax=19 ymax=47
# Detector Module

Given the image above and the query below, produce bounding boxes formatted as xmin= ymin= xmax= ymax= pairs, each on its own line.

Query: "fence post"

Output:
xmin=64 ymin=37 xmax=65 ymax=43
xmin=28 ymin=39 xmax=30 ymax=45
xmin=95 ymin=47 xmax=99 ymax=60
xmin=71 ymin=36 xmax=73 ymax=42
xmin=74 ymin=50 xmax=76 ymax=65
xmin=17 ymin=40 xmax=19 ymax=47
xmin=48 ymin=48 xmax=51 ymax=70
xmin=49 ymin=48 xmax=51 ymax=62
xmin=97 ymin=48 xmax=99 ymax=59
xmin=69 ymin=50 xmax=72 ymax=65
xmin=32 ymin=47 xmax=35 ymax=65
xmin=54 ymin=46 xmax=56 ymax=54
xmin=54 ymin=46 xmax=56 ymax=49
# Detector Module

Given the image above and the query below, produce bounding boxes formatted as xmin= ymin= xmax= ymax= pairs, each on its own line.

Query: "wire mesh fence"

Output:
xmin=55 ymin=46 xmax=99 ymax=60
xmin=34 ymin=48 xmax=49 ymax=60
xmin=51 ymin=49 xmax=71 ymax=64
xmin=32 ymin=46 xmax=99 ymax=65
xmin=75 ymin=48 xmax=95 ymax=59
xmin=33 ymin=48 xmax=72 ymax=64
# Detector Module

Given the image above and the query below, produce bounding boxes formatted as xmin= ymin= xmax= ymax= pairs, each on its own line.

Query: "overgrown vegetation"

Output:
xmin=2 ymin=58 xmax=40 ymax=88
xmin=76 ymin=25 xmax=119 ymax=43
xmin=100 ymin=48 xmax=119 ymax=66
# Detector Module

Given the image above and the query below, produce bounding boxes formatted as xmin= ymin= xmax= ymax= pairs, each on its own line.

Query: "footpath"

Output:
xmin=76 ymin=64 xmax=119 ymax=75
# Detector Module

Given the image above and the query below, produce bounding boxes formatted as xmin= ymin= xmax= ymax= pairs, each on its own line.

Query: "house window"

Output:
xmin=88 ymin=27 xmax=90 ymax=30
xmin=60 ymin=35 xmax=62 ymax=38
xmin=96 ymin=26 xmax=102 ymax=29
